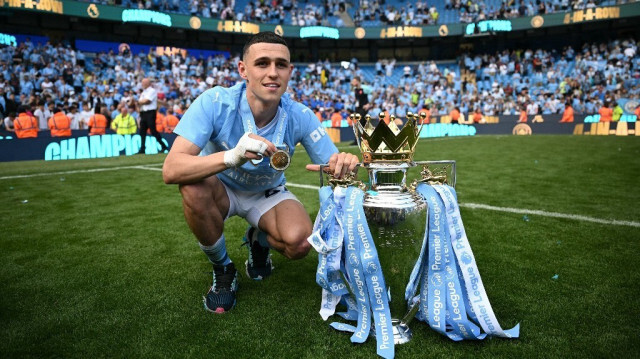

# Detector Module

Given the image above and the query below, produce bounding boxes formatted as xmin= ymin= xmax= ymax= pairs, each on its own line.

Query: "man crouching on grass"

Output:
xmin=162 ymin=32 xmax=358 ymax=313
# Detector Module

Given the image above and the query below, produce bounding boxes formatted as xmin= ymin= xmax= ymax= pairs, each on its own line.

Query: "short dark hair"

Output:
xmin=242 ymin=32 xmax=289 ymax=60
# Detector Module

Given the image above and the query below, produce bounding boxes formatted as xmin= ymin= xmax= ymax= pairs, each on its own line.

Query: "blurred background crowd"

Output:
xmin=1 ymin=34 xmax=638 ymax=134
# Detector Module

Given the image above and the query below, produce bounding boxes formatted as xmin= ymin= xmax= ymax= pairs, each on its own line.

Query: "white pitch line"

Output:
xmin=286 ymin=182 xmax=640 ymax=228
xmin=3 ymin=164 xmax=638 ymax=228
xmin=286 ymin=182 xmax=321 ymax=190
xmin=0 ymin=164 xmax=164 ymax=180
xmin=135 ymin=166 xmax=163 ymax=172
xmin=459 ymin=203 xmax=640 ymax=228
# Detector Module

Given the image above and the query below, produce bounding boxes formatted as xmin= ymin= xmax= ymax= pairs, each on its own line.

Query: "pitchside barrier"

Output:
xmin=0 ymin=114 xmax=638 ymax=162
xmin=0 ymin=131 xmax=177 ymax=162
xmin=323 ymin=114 xmax=640 ymax=142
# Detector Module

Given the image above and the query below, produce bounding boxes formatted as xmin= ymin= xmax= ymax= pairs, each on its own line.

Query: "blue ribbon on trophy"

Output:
xmin=412 ymin=184 xmax=520 ymax=340
xmin=307 ymin=112 xmax=519 ymax=359
xmin=309 ymin=186 xmax=395 ymax=358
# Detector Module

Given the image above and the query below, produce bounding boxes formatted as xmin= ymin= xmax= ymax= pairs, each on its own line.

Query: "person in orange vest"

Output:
xmin=635 ymin=104 xmax=640 ymax=122
xmin=381 ymin=110 xmax=391 ymax=125
xmin=13 ymin=106 xmax=39 ymax=138
xmin=419 ymin=106 xmax=431 ymax=124
xmin=163 ymin=108 xmax=180 ymax=133
xmin=314 ymin=107 xmax=323 ymax=123
xmin=172 ymin=104 xmax=183 ymax=117
xmin=330 ymin=111 xmax=342 ymax=128
xmin=560 ymin=102 xmax=574 ymax=123
xmin=88 ymin=104 xmax=108 ymax=135
xmin=154 ymin=108 xmax=166 ymax=133
xmin=450 ymin=107 xmax=460 ymax=124
xmin=598 ymin=102 xmax=613 ymax=122
xmin=48 ymin=107 xmax=72 ymax=137
xmin=473 ymin=108 xmax=483 ymax=123
xmin=518 ymin=105 xmax=527 ymax=123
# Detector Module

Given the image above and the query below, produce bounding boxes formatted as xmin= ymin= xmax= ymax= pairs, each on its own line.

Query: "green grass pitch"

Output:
xmin=1 ymin=135 xmax=639 ymax=358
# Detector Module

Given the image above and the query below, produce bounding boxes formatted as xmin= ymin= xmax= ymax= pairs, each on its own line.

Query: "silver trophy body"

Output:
xmin=362 ymin=162 xmax=426 ymax=344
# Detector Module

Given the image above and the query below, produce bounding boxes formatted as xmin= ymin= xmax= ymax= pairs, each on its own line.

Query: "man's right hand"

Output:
xmin=223 ymin=132 xmax=276 ymax=168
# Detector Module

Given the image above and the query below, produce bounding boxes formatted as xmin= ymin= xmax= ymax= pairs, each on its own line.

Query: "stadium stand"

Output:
xmin=0 ymin=36 xmax=638 ymax=131
xmin=80 ymin=0 xmax=635 ymax=26
xmin=0 ymin=34 xmax=640 ymax=129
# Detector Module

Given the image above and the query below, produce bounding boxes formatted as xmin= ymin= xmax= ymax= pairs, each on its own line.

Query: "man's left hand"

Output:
xmin=306 ymin=152 xmax=359 ymax=179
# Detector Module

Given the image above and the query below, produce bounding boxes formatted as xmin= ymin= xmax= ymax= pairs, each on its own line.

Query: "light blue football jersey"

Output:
xmin=174 ymin=82 xmax=338 ymax=192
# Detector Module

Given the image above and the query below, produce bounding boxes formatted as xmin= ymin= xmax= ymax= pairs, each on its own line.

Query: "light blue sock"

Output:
xmin=199 ymin=235 xmax=232 ymax=266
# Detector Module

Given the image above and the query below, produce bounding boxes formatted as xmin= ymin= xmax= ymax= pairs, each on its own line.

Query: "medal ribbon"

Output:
xmin=238 ymin=86 xmax=288 ymax=165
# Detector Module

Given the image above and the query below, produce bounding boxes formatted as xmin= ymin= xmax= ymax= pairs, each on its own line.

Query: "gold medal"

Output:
xmin=270 ymin=149 xmax=291 ymax=171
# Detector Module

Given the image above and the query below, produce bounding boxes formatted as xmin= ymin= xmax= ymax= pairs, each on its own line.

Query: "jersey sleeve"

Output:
xmin=295 ymin=103 xmax=338 ymax=164
xmin=173 ymin=88 xmax=227 ymax=149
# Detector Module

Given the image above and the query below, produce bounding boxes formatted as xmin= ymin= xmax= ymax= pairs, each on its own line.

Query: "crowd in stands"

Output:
xmin=1 ymin=36 xmax=639 ymax=136
xmin=291 ymin=37 xmax=639 ymax=124
xmin=81 ymin=0 xmax=633 ymax=27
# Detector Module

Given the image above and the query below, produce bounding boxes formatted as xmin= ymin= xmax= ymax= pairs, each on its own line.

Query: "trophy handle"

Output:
xmin=400 ymin=297 xmax=421 ymax=327
xmin=318 ymin=163 xmax=364 ymax=188
xmin=414 ymin=160 xmax=457 ymax=188
xmin=319 ymin=164 xmax=328 ymax=187
xmin=319 ymin=161 xmax=456 ymax=188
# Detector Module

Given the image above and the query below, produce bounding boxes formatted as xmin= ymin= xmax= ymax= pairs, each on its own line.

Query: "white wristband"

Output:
xmin=223 ymin=132 xmax=268 ymax=168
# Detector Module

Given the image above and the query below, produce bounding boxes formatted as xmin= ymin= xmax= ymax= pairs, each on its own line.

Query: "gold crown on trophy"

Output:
xmin=351 ymin=112 xmax=426 ymax=164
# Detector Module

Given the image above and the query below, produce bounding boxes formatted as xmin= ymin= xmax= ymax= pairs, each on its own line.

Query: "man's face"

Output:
xmin=238 ymin=42 xmax=293 ymax=105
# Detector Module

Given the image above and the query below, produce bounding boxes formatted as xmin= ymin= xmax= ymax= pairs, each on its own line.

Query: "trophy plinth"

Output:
xmin=392 ymin=319 xmax=413 ymax=344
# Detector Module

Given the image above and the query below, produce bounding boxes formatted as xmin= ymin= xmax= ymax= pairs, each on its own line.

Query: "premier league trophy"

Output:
xmin=354 ymin=112 xmax=450 ymax=344
xmin=307 ymin=112 xmax=519 ymax=359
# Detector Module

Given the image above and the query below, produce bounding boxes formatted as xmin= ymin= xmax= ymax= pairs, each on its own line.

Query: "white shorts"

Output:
xmin=221 ymin=183 xmax=299 ymax=228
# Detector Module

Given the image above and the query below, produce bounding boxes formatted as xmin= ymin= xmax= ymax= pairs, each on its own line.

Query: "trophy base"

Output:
xmin=392 ymin=319 xmax=413 ymax=345
xmin=371 ymin=319 xmax=413 ymax=345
